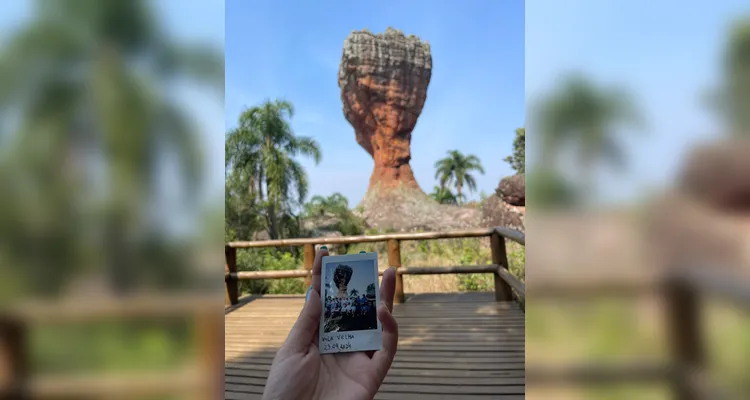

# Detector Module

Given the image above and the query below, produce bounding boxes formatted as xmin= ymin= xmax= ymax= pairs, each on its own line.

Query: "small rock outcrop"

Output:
xmin=338 ymin=27 xmax=432 ymax=192
xmin=679 ymin=139 xmax=750 ymax=211
xmin=497 ymin=174 xmax=525 ymax=206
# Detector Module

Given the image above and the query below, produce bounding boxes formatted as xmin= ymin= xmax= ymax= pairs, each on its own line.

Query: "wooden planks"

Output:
xmin=224 ymin=293 xmax=525 ymax=399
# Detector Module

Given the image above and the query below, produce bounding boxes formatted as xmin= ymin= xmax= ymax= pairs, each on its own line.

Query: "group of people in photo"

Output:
xmin=325 ymin=293 xmax=374 ymax=320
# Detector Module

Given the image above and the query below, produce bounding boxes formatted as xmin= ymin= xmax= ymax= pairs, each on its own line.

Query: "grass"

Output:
xmin=237 ymin=233 xmax=526 ymax=296
xmin=526 ymin=297 xmax=750 ymax=399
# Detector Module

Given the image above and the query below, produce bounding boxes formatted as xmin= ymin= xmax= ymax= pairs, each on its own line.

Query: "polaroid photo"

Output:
xmin=319 ymin=252 xmax=381 ymax=354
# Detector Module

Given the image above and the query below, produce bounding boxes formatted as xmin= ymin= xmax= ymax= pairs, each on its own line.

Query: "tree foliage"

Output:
xmin=535 ymin=73 xmax=643 ymax=203
xmin=434 ymin=150 xmax=484 ymax=205
xmin=0 ymin=0 xmax=223 ymax=295
xmin=225 ymin=99 xmax=321 ymax=240
xmin=429 ymin=185 xmax=459 ymax=205
xmin=302 ymin=192 xmax=366 ymax=236
xmin=504 ymin=127 xmax=525 ymax=174
xmin=712 ymin=18 xmax=750 ymax=135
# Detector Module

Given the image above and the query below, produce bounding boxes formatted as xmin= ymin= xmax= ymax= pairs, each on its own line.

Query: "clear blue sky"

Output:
xmin=527 ymin=0 xmax=750 ymax=205
xmin=226 ymin=0 xmax=525 ymax=205
xmin=5 ymin=0 xmax=749 ymax=209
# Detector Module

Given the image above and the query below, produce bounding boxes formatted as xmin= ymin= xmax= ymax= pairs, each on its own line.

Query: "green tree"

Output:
xmin=366 ymin=283 xmax=376 ymax=297
xmin=711 ymin=18 xmax=750 ymax=135
xmin=434 ymin=150 xmax=485 ymax=205
xmin=225 ymin=99 xmax=321 ymax=240
xmin=429 ymin=185 xmax=459 ymax=205
xmin=504 ymin=127 xmax=525 ymax=174
xmin=304 ymin=193 xmax=349 ymax=217
xmin=0 ymin=0 xmax=223 ymax=294
xmin=536 ymin=73 xmax=642 ymax=196
xmin=302 ymin=193 xmax=365 ymax=237
xmin=350 ymin=288 xmax=359 ymax=297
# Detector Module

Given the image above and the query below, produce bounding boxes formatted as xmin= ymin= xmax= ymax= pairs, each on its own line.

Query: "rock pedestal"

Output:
xmin=338 ymin=28 xmax=432 ymax=192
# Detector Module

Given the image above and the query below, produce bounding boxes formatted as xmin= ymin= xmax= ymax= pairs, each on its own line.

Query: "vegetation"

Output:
xmin=710 ymin=17 xmax=750 ymax=136
xmin=433 ymin=150 xmax=485 ymax=205
xmin=531 ymin=74 xmax=643 ymax=207
xmin=225 ymin=99 xmax=321 ymax=240
xmin=429 ymin=185 xmax=460 ymax=205
xmin=302 ymin=192 xmax=366 ymax=237
xmin=504 ymin=127 xmax=526 ymax=174
xmin=0 ymin=0 xmax=224 ymax=297
xmin=0 ymin=0 xmax=222 ymax=377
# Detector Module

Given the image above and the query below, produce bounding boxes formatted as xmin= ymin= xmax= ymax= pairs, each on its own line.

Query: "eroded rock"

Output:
xmin=338 ymin=27 xmax=432 ymax=192
xmin=497 ymin=174 xmax=525 ymax=206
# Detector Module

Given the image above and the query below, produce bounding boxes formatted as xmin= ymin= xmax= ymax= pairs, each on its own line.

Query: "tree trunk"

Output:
xmin=268 ymin=201 xmax=279 ymax=240
xmin=457 ymin=184 xmax=463 ymax=205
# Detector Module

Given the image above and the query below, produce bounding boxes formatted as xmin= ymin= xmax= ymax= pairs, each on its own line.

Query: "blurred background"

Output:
xmin=0 ymin=0 xmax=225 ymax=398
xmin=526 ymin=0 xmax=750 ymax=399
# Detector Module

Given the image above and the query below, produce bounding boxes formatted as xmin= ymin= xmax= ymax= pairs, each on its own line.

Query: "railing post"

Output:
xmin=491 ymin=231 xmax=513 ymax=302
xmin=225 ymin=245 xmax=239 ymax=306
xmin=387 ymin=239 xmax=404 ymax=304
xmin=0 ymin=318 xmax=26 ymax=398
xmin=303 ymin=244 xmax=315 ymax=288
xmin=195 ymin=307 xmax=223 ymax=400
xmin=665 ymin=276 xmax=705 ymax=400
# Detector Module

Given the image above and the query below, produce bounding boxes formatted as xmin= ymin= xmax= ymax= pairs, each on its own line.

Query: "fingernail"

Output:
xmin=305 ymin=285 xmax=312 ymax=302
xmin=320 ymin=245 xmax=327 ymax=250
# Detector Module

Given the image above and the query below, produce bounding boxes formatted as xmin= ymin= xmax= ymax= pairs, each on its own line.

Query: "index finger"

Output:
xmin=312 ymin=246 xmax=329 ymax=295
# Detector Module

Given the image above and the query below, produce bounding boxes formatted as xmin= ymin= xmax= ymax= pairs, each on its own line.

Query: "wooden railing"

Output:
xmin=224 ymin=227 xmax=526 ymax=306
xmin=528 ymin=266 xmax=750 ymax=400
xmin=0 ymin=295 xmax=222 ymax=399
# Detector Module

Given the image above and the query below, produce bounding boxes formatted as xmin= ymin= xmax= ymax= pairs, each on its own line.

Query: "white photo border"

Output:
xmin=318 ymin=252 xmax=382 ymax=354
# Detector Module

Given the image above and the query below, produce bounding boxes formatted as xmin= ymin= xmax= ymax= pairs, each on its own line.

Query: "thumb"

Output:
xmin=282 ymin=288 xmax=321 ymax=354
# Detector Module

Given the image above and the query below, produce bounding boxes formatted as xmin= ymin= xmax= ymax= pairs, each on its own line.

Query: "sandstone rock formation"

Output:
xmin=481 ymin=195 xmax=525 ymax=233
xmin=338 ymin=27 xmax=431 ymax=192
xmin=497 ymin=174 xmax=525 ymax=206
xmin=679 ymin=139 xmax=750 ymax=211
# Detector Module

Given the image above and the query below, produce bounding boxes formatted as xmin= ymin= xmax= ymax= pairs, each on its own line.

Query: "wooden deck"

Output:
xmin=224 ymin=292 xmax=525 ymax=399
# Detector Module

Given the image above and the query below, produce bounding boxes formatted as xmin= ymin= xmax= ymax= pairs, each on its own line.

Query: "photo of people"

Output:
xmin=323 ymin=260 xmax=378 ymax=333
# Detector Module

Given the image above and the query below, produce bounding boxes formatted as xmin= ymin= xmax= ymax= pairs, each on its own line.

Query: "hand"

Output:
xmin=262 ymin=247 xmax=399 ymax=400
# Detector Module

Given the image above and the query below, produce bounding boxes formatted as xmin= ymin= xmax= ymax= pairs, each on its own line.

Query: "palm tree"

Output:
xmin=225 ymin=99 xmax=321 ymax=239
xmin=429 ymin=185 xmax=459 ymax=205
xmin=0 ymin=0 xmax=223 ymax=294
xmin=536 ymin=73 xmax=643 ymax=194
xmin=350 ymin=289 xmax=359 ymax=298
xmin=434 ymin=150 xmax=485 ymax=205
xmin=304 ymin=193 xmax=349 ymax=217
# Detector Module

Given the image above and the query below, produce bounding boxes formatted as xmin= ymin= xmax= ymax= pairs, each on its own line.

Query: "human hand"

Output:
xmin=262 ymin=247 xmax=399 ymax=400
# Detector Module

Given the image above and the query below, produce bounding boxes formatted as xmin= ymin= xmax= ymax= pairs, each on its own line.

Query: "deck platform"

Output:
xmin=224 ymin=292 xmax=525 ymax=399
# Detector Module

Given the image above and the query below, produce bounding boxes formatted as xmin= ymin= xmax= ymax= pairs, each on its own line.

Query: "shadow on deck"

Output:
xmin=224 ymin=292 xmax=525 ymax=399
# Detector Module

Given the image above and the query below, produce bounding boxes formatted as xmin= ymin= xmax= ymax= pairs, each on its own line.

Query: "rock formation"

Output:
xmin=678 ymin=139 xmax=750 ymax=211
xmin=497 ymin=174 xmax=525 ymax=206
xmin=338 ymin=27 xmax=431 ymax=192
xmin=338 ymin=28 xmax=490 ymax=231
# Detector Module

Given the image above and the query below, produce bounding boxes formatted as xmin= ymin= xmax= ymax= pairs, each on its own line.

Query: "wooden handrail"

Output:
xmin=496 ymin=267 xmax=525 ymax=300
xmin=669 ymin=266 xmax=750 ymax=309
xmin=527 ymin=360 xmax=669 ymax=385
xmin=228 ymin=265 xmax=505 ymax=281
xmin=225 ymin=227 xmax=526 ymax=307
xmin=3 ymin=294 xmax=217 ymax=323
xmin=227 ymin=227 xmax=525 ymax=248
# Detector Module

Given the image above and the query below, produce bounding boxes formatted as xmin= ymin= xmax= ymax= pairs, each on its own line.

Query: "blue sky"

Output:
xmin=527 ymin=0 xmax=750 ymax=204
xmin=5 ymin=0 xmax=749 ymax=209
xmin=226 ymin=0 xmax=525 ymax=205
